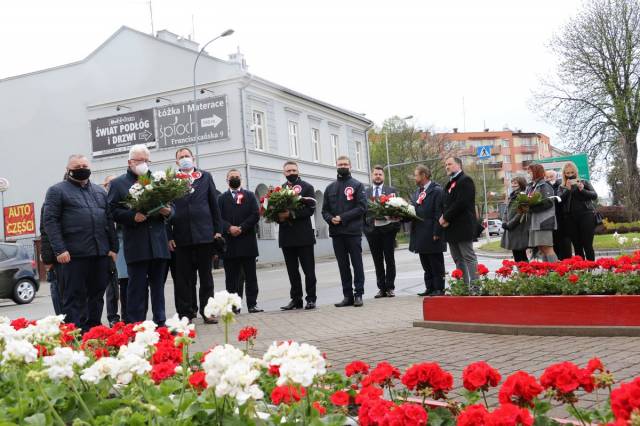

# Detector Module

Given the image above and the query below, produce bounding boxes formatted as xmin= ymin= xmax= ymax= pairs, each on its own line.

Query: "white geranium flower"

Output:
xmin=204 ymin=291 xmax=242 ymax=318
xmin=202 ymin=344 xmax=263 ymax=404
xmin=1 ymin=339 xmax=38 ymax=364
xmin=262 ymin=341 xmax=326 ymax=387
xmin=114 ymin=355 xmax=151 ymax=385
xmin=166 ymin=314 xmax=195 ymax=336
xmin=80 ymin=357 xmax=121 ymax=384
xmin=42 ymin=347 xmax=88 ymax=380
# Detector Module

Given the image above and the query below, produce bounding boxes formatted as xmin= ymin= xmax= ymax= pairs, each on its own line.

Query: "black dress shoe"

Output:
xmin=430 ymin=290 xmax=444 ymax=296
xmin=353 ymin=296 xmax=364 ymax=307
xmin=304 ymin=301 xmax=316 ymax=310
xmin=374 ymin=290 xmax=387 ymax=298
xmin=386 ymin=289 xmax=395 ymax=297
xmin=248 ymin=306 xmax=264 ymax=313
xmin=280 ymin=300 xmax=303 ymax=310
xmin=203 ymin=316 xmax=219 ymax=324
xmin=417 ymin=290 xmax=431 ymax=297
xmin=334 ymin=297 xmax=354 ymax=307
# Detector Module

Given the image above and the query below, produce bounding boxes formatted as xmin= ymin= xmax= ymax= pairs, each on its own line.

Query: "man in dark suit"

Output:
xmin=410 ymin=165 xmax=447 ymax=296
xmin=322 ymin=156 xmax=368 ymax=307
xmin=43 ymin=154 xmax=118 ymax=331
xmin=169 ymin=147 xmax=222 ymax=324
xmin=108 ymin=144 xmax=172 ymax=326
xmin=364 ymin=165 xmax=400 ymax=298
xmin=278 ymin=161 xmax=318 ymax=311
xmin=439 ymin=157 xmax=479 ymax=293
xmin=218 ymin=169 xmax=263 ymax=314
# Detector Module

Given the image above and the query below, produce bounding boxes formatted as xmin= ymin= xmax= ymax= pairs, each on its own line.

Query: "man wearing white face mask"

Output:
xmin=168 ymin=147 xmax=222 ymax=324
xmin=108 ymin=144 xmax=172 ymax=326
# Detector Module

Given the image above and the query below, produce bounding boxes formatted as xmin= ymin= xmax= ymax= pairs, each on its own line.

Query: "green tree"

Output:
xmin=534 ymin=0 xmax=640 ymax=215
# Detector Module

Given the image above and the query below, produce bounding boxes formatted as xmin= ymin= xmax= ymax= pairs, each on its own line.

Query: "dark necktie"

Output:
xmin=375 ymin=186 xmax=381 ymax=198
xmin=232 ymin=190 xmax=237 ymax=201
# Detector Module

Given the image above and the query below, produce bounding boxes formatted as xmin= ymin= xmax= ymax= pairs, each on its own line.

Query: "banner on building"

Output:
xmin=155 ymin=96 xmax=229 ymax=148
xmin=3 ymin=202 xmax=36 ymax=239
xmin=538 ymin=153 xmax=590 ymax=181
xmin=90 ymin=109 xmax=156 ymax=157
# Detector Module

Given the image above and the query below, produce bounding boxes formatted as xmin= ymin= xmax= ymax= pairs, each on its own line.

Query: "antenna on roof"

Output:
xmin=191 ymin=14 xmax=195 ymax=40
xmin=149 ymin=1 xmax=155 ymax=35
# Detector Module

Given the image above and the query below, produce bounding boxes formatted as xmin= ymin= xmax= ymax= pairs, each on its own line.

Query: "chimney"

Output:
xmin=453 ymin=127 xmax=458 ymax=133
xmin=229 ymin=46 xmax=248 ymax=70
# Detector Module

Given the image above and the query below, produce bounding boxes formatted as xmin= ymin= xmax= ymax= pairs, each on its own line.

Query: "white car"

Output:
xmin=486 ymin=219 xmax=504 ymax=236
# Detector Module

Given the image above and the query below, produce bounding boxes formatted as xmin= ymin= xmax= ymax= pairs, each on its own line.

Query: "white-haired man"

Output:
xmin=107 ymin=144 xmax=172 ymax=326
xmin=43 ymin=154 xmax=118 ymax=331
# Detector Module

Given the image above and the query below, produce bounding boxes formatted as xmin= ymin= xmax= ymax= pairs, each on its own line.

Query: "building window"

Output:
xmin=311 ymin=128 xmax=320 ymax=162
xmin=521 ymin=154 xmax=534 ymax=161
xmin=331 ymin=134 xmax=339 ymax=164
xmin=503 ymin=155 xmax=511 ymax=163
xmin=288 ymin=121 xmax=299 ymax=158
xmin=252 ymin=110 xmax=266 ymax=151
xmin=355 ymin=140 xmax=363 ymax=170
xmin=501 ymin=139 xmax=509 ymax=147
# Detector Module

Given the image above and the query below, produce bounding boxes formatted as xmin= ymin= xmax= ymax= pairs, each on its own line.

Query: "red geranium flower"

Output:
xmin=35 ymin=344 xmax=49 ymax=357
xmin=568 ymin=274 xmax=579 ymax=283
xmin=355 ymin=385 xmax=384 ymax=405
xmin=93 ymin=347 xmax=110 ymax=359
xmin=188 ymin=371 xmax=207 ymax=391
xmin=610 ymin=377 xmax=640 ymax=423
xmin=268 ymin=364 xmax=280 ymax=376
xmin=401 ymin=362 xmax=453 ymax=399
xmin=487 ymin=403 xmax=533 ymax=426
xmin=540 ymin=361 xmax=595 ymax=398
xmin=498 ymin=372 xmax=543 ymax=407
xmin=496 ymin=266 xmax=513 ymax=278
xmin=312 ymin=401 xmax=327 ymax=416
xmin=362 ymin=361 xmax=401 ymax=387
xmin=59 ymin=323 xmax=78 ymax=345
xmin=452 ymin=269 xmax=464 ymax=280
xmin=463 ymin=361 xmax=502 ymax=392
xmin=10 ymin=317 xmax=35 ymax=330
xmin=330 ymin=390 xmax=350 ymax=406
xmin=398 ymin=403 xmax=428 ymax=426
xmin=457 ymin=404 xmax=490 ymax=426
xmin=358 ymin=398 xmax=395 ymax=426
xmin=345 ymin=360 xmax=370 ymax=377
xmin=237 ymin=326 xmax=258 ymax=342
xmin=477 ymin=264 xmax=490 ymax=276
xmin=150 ymin=361 xmax=178 ymax=384
xmin=586 ymin=357 xmax=605 ymax=374
xmin=152 ymin=340 xmax=183 ymax=365
xmin=271 ymin=385 xmax=306 ymax=405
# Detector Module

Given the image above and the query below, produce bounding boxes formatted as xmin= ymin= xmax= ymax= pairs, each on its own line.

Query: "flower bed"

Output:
xmin=1 ymin=293 xmax=639 ymax=425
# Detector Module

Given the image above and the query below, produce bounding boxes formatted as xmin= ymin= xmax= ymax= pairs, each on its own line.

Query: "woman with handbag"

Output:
xmin=525 ymin=164 xmax=558 ymax=262
xmin=557 ymin=162 xmax=598 ymax=260
xmin=500 ymin=176 xmax=529 ymax=262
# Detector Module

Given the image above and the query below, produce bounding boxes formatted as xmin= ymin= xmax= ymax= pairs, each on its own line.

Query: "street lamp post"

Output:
xmin=384 ymin=115 xmax=413 ymax=186
xmin=192 ymin=29 xmax=234 ymax=164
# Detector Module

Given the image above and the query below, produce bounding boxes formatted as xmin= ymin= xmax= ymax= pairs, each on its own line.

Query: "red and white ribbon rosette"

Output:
xmin=344 ymin=186 xmax=354 ymax=201
xmin=448 ymin=181 xmax=457 ymax=194
xmin=236 ymin=192 xmax=244 ymax=205
xmin=417 ymin=191 xmax=427 ymax=205
xmin=292 ymin=184 xmax=302 ymax=194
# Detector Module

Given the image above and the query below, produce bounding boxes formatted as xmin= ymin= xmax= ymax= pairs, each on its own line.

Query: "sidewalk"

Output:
xmin=191 ymin=295 xmax=640 ymax=412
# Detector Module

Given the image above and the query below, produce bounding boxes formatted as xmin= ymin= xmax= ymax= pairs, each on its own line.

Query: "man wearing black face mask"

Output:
xmin=278 ymin=161 xmax=318 ymax=311
xmin=43 ymin=154 xmax=118 ymax=331
xmin=322 ymin=156 xmax=368 ymax=307
xmin=218 ymin=169 xmax=263 ymax=313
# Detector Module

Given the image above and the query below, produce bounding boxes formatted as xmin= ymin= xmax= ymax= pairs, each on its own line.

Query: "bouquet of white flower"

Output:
xmin=123 ymin=168 xmax=191 ymax=215
xmin=368 ymin=194 xmax=421 ymax=224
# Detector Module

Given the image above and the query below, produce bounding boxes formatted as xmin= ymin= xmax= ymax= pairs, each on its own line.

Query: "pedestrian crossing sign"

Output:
xmin=476 ymin=145 xmax=492 ymax=159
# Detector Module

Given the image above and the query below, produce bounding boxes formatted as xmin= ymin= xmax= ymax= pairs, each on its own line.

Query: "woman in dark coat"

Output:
xmin=557 ymin=162 xmax=598 ymax=260
xmin=500 ymin=176 xmax=529 ymax=262
xmin=525 ymin=164 xmax=558 ymax=262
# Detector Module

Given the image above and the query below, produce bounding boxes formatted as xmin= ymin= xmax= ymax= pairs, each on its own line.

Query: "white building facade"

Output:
xmin=0 ymin=27 xmax=373 ymax=259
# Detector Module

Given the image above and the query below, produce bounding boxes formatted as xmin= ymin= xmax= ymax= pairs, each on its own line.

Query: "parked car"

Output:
xmin=484 ymin=219 xmax=504 ymax=236
xmin=0 ymin=243 xmax=39 ymax=304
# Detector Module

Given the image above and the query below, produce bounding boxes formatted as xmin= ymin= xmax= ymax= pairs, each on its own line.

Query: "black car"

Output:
xmin=0 ymin=243 xmax=39 ymax=304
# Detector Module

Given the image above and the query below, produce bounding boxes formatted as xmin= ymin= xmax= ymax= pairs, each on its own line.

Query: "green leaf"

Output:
xmin=23 ymin=413 xmax=46 ymax=426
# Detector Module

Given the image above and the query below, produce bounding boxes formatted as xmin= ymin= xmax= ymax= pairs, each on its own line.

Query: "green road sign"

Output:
xmin=538 ymin=153 xmax=590 ymax=181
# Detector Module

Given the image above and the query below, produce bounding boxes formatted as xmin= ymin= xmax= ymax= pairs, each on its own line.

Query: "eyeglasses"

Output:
xmin=130 ymin=158 xmax=151 ymax=164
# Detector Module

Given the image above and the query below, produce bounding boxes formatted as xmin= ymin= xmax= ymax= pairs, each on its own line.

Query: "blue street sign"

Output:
xmin=477 ymin=145 xmax=492 ymax=159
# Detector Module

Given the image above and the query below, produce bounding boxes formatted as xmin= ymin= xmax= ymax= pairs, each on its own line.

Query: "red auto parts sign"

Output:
xmin=3 ymin=202 xmax=36 ymax=239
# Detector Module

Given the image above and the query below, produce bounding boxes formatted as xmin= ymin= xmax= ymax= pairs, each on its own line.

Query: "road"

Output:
xmin=0 ymin=241 xmax=505 ymax=320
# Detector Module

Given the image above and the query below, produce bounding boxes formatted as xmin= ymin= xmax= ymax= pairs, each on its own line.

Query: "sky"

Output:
xmin=2 ymin=0 xmax=602 ymax=189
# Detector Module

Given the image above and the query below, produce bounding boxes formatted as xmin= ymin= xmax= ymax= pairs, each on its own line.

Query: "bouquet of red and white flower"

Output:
xmin=260 ymin=186 xmax=315 ymax=223
xmin=368 ymin=194 xmax=421 ymax=224
xmin=123 ymin=168 xmax=191 ymax=215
